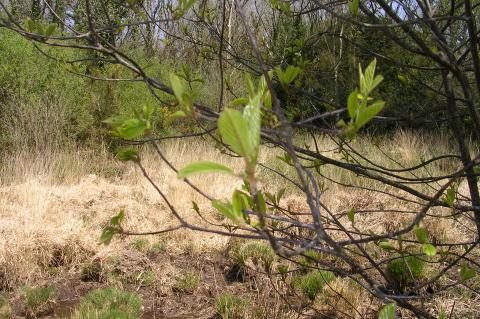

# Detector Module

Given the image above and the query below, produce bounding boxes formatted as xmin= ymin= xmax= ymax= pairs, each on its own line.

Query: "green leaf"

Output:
xmin=243 ymin=93 xmax=262 ymax=164
xmin=35 ymin=22 xmax=45 ymax=36
xmin=110 ymin=210 xmax=125 ymax=226
xmin=45 ymin=23 xmax=56 ymax=37
xmin=166 ymin=110 xmax=187 ymax=124
xmin=229 ymin=97 xmax=249 ymax=107
xmin=25 ymin=18 xmax=35 ymax=32
xmin=349 ymin=0 xmax=360 ymax=17
xmin=115 ymin=118 xmax=147 ymax=140
xmin=275 ymin=65 xmax=301 ymax=86
xmin=378 ymin=240 xmax=395 ymax=251
xmin=443 ymin=186 xmax=456 ymax=207
xmin=397 ymin=74 xmax=407 ymax=83
xmin=276 ymin=188 xmax=286 ymax=203
xmin=363 ymin=59 xmax=377 ymax=92
xmin=414 ymin=226 xmax=429 ymax=244
xmin=218 ymin=108 xmax=255 ymax=161
xmin=347 ymin=208 xmax=356 ymax=225
xmin=170 ymin=73 xmax=192 ymax=111
xmin=116 ymin=148 xmax=140 ymax=162
xmin=378 ymin=303 xmax=396 ymax=319
xmin=99 ymin=211 xmax=125 ymax=245
xmin=232 ymin=190 xmax=247 ymax=220
xmin=100 ymin=227 xmax=116 ymax=245
xmin=177 ymin=161 xmax=234 ymax=178
xmin=143 ymin=102 xmax=154 ymax=119
xmin=370 ymin=74 xmax=384 ymax=93
xmin=438 ymin=312 xmax=446 ymax=319
xmin=422 ymin=244 xmax=437 ymax=256
xmin=257 ymin=192 xmax=267 ymax=214
xmin=460 ymin=263 xmax=476 ymax=281
xmin=212 ymin=200 xmax=240 ymax=223
xmin=347 ymin=90 xmax=359 ymax=119
xmin=192 ymin=201 xmax=200 ymax=214
xmin=355 ymin=100 xmax=384 ymax=129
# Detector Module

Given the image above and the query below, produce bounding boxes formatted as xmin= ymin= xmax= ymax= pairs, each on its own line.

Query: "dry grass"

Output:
xmin=1 ymin=130 xmax=479 ymax=318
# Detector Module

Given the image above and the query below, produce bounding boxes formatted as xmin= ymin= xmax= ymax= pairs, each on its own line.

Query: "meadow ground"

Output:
xmin=1 ymin=131 xmax=479 ymax=318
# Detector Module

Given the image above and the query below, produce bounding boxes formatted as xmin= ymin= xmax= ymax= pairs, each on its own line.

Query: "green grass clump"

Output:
xmin=173 ymin=272 xmax=200 ymax=293
xmin=130 ymin=238 xmax=149 ymax=252
xmin=72 ymin=287 xmax=142 ymax=319
xmin=215 ymin=293 xmax=247 ymax=319
xmin=150 ymin=242 xmax=166 ymax=254
xmin=81 ymin=259 xmax=103 ymax=282
xmin=131 ymin=270 xmax=156 ymax=286
xmin=0 ymin=295 xmax=11 ymax=319
xmin=22 ymin=285 xmax=57 ymax=315
xmin=387 ymin=255 xmax=424 ymax=286
xmin=231 ymin=242 xmax=277 ymax=270
xmin=292 ymin=270 xmax=336 ymax=300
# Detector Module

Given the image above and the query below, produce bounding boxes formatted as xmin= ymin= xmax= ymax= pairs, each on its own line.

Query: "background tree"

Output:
xmin=1 ymin=0 xmax=480 ymax=317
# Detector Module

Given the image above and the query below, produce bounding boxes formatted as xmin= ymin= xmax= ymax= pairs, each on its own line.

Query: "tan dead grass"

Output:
xmin=0 ymin=130 xmax=479 ymax=317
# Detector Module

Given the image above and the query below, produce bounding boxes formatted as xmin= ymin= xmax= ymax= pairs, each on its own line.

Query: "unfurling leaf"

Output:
xmin=25 ymin=18 xmax=35 ymax=32
xmin=422 ymin=243 xmax=437 ymax=256
xmin=100 ymin=211 xmax=125 ymax=245
xmin=355 ymin=100 xmax=385 ymax=129
xmin=100 ymin=227 xmax=116 ymax=245
xmin=177 ymin=161 xmax=234 ymax=178
xmin=166 ymin=110 xmax=187 ymax=124
xmin=212 ymin=200 xmax=242 ymax=223
xmin=112 ymin=118 xmax=147 ymax=140
xmin=110 ymin=210 xmax=125 ymax=226
xmin=378 ymin=303 xmax=396 ymax=319
xmin=347 ymin=208 xmax=356 ymax=225
xmin=45 ymin=23 xmax=56 ymax=37
xmin=378 ymin=240 xmax=394 ymax=251
xmin=414 ymin=225 xmax=429 ymax=244
xmin=349 ymin=0 xmax=360 ymax=17
xmin=169 ymin=73 xmax=193 ymax=112
xmin=443 ymin=186 xmax=456 ymax=207
xmin=275 ymin=65 xmax=301 ymax=86
xmin=460 ymin=263 xmax=476 ymax=281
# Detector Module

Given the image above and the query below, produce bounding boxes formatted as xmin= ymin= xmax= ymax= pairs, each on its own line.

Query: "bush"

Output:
xmin=72 ymin=287 xmax=142 ymax=319
xmin=292 ymin=270 xmax=336 ymax=300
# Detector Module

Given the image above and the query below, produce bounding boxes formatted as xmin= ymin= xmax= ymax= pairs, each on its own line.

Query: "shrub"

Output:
xmin=72 ymin=287 xmax=142 ymax=319
xmin=215 ymin=293 xmax=247 ymax=319
xmin=173 ymin=272 xmax=200 ymax=293
xmin=292 ymin=270 xmax=336 ymax=300
xmin=22 ymin=285 xmax=57 ymax=316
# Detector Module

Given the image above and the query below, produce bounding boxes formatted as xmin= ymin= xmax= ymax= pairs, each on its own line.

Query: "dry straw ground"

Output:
xmin=0 ymin=130 xmax=479 ymax=318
